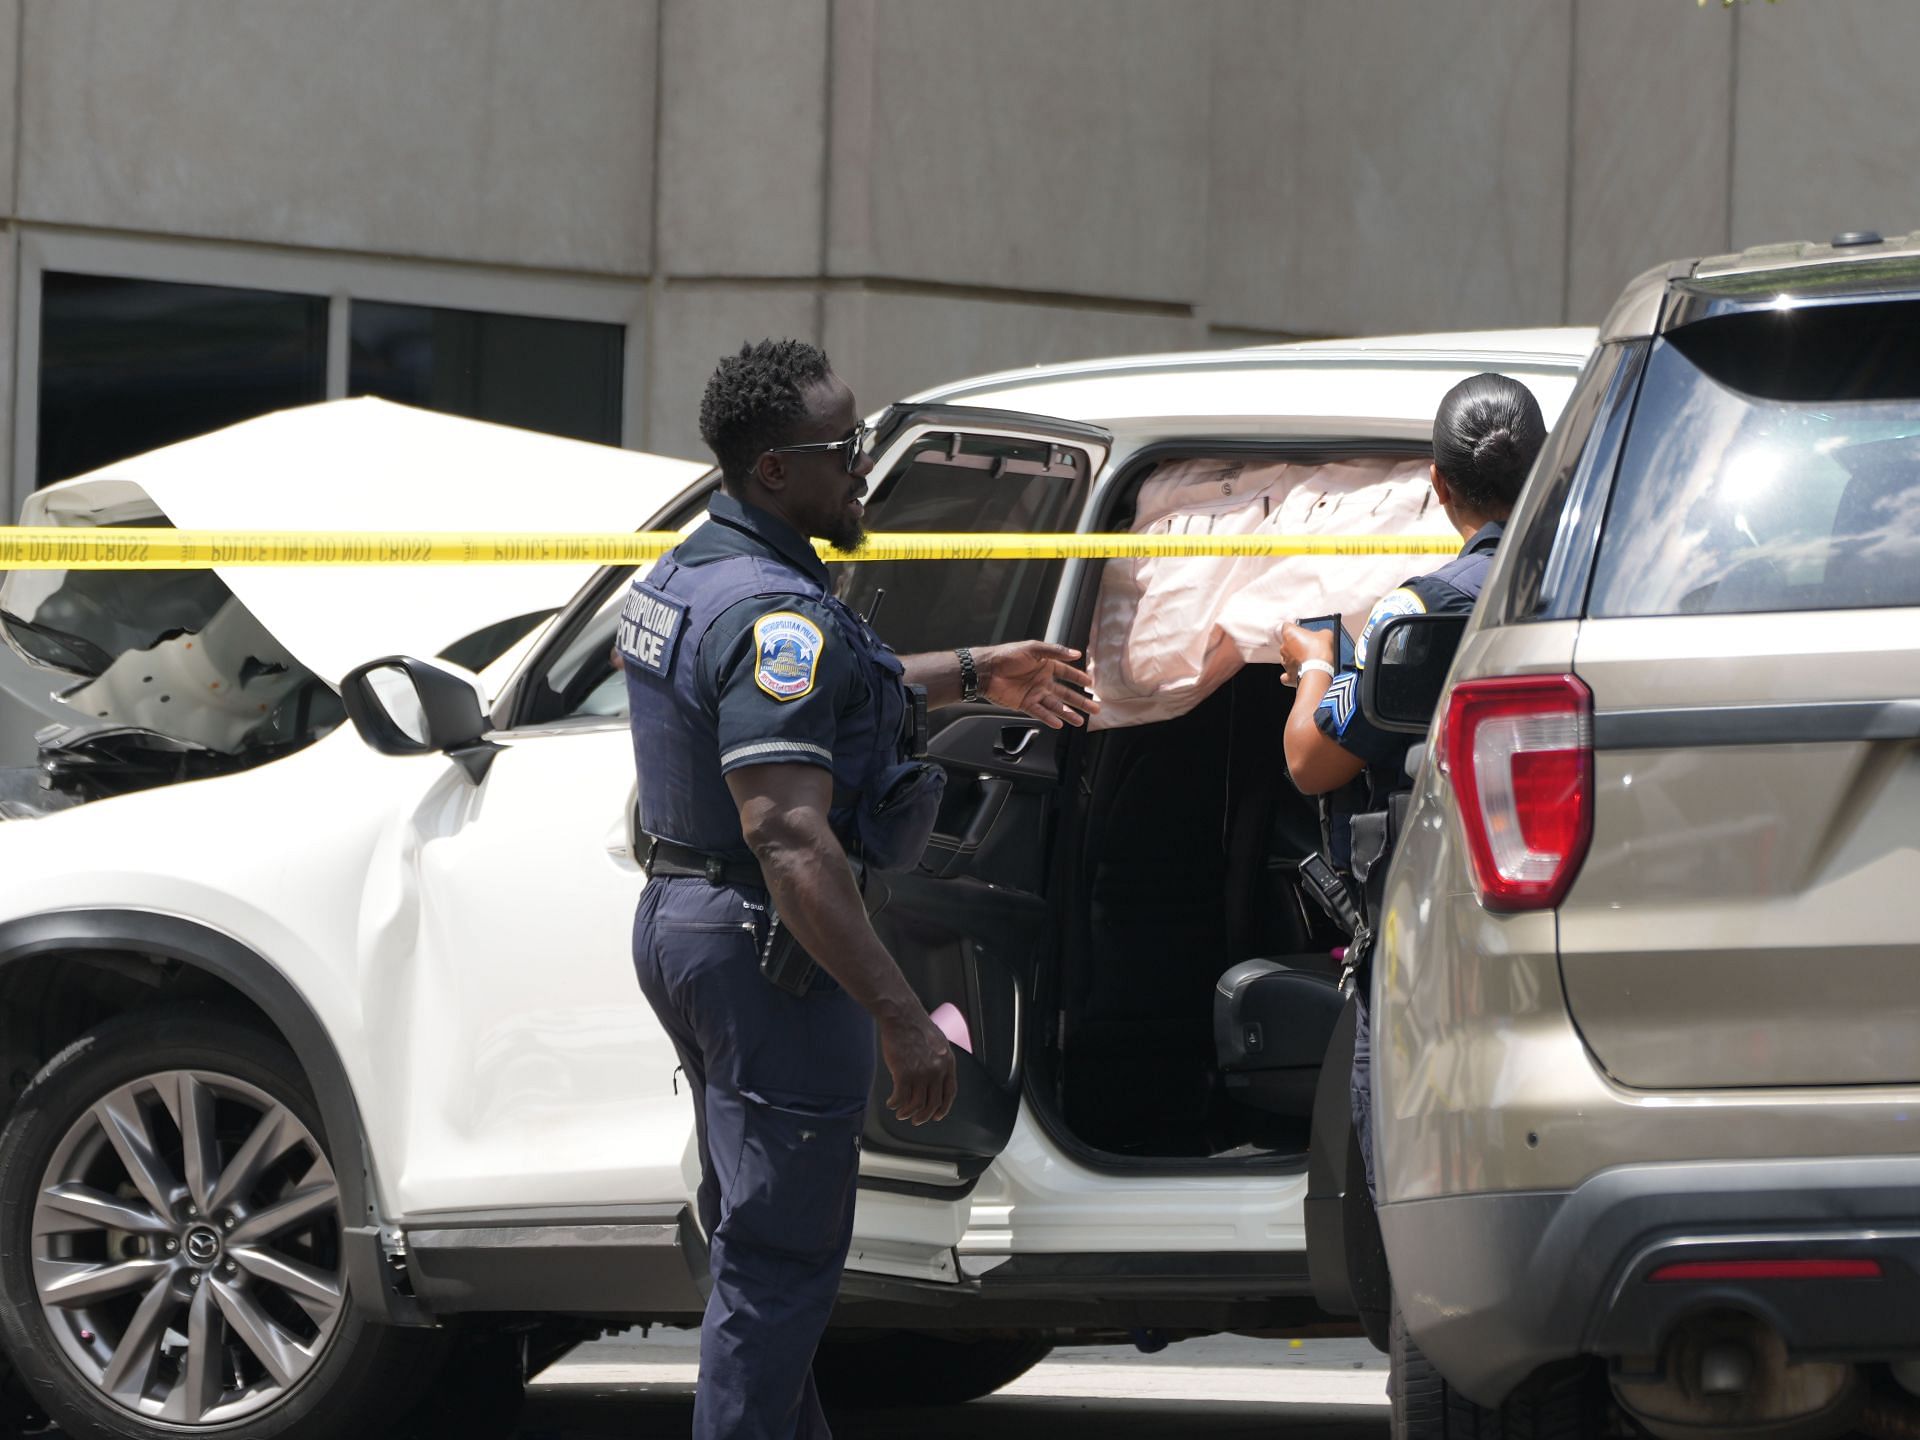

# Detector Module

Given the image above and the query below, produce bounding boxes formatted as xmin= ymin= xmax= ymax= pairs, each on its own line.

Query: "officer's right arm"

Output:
xmin=726 ymin=764 xmax=955 ymax=1125
xmin=706 ymin=597 xmax=956 ymax=1126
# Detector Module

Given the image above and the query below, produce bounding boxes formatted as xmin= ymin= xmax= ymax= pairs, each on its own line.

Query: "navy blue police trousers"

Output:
xmin=633 ymin=876 xmax=876 ymax=1440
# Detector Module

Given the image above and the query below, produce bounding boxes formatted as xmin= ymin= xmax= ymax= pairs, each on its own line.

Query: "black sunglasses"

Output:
xmin=763 ymin=421 xmax=873 ymax=475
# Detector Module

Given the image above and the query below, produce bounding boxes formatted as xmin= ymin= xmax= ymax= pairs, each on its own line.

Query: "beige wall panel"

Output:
xmin=646 ymin=283 xmax=822 ymax=462
xmin=19 ymin=0 xmax=656 ymax=273
xmin=1204 ymin=0 xmax=1300 ymax=334
xmin=0 ymin=0 xmax=18 ymax=214
xmin=1732 ymin=2 xmax=1920 ymax=250
xmin=0 ymin=226 xmax=14 ymax=507
xmin=828 ymin=0 xmax=1209 ymax=303
xmin=1261 ymin=0 xmax=1571 ymax=336
xmin=657 ymin=0 xmax=828 ymax=276
xmin=822 ymin=288 xmax=1197 ymax=415
xmin=1567 ymin=4 xmax=1732 ymax=323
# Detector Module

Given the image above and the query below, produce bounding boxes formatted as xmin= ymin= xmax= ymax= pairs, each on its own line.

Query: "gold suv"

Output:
xmin=1367 ymin=233 xmax=1920 ymax=1440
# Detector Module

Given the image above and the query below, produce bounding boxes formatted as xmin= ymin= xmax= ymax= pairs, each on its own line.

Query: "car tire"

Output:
xmin=2 ymin=1353 xmax=47 ymax=1433
xmin=812 ymin=1331 xmax=1053 ymax=1408
xmin=1390 ymin=1300 xmax=1604 ymax=1439
xmin=0 ymin=1006 xmax=435 ymax=1440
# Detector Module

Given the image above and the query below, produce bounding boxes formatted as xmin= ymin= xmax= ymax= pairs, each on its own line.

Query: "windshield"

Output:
xmin=3 ymin=558 xmax=332 ymax=756
xmin=1588 ymin=303 xmax=1920 ymax=617
xmin=5 ymin=568 xmax=234 ymax=677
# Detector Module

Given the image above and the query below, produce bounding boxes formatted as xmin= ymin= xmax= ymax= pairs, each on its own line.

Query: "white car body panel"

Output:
xmin=0 ymin=331 xmax=1597 ymax=1290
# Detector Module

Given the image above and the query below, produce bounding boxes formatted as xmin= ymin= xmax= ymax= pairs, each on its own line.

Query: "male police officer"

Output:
xmin=1275 ymin=372 xmax=1547 ymax=1198
xmin=621 ymin=339 xmax=1097 ymax=1440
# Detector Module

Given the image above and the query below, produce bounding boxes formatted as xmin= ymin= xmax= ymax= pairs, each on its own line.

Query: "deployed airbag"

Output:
xmin=1086 ymin=456 xmax=1452 ymax=729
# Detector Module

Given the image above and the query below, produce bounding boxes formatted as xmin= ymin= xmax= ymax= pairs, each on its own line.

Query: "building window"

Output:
xmin=31 ymin=271 xmax=630 ymax=490
xmin=349 ymin=303 xmax=624 ymax=446
xmin=37 ymin=274 xmax=328 ymax=488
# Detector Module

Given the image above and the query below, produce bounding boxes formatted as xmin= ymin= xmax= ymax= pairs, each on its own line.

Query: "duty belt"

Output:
xmin=641 ymin=836 xmax=868 ymax=890
xmin=641 ymin=837 xmax=767 ymax=888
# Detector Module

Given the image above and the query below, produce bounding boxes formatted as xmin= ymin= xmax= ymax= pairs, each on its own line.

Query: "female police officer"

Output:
xmin=1275 ymin=372 xmax=1547 ymax=1195
xmin=622 ymin=339 xmax=1097 ymax=1440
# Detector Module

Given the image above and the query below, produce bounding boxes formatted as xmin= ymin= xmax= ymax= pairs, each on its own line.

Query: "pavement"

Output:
xmin=22 ymin=1323 xmax=1388 ymax=1438
xmin=515 ymin=1332 xmax=1390 ymax=1438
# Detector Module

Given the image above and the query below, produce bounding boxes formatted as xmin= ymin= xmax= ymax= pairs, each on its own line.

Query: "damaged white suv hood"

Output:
xmin=0 ymin=400 xmax=705 ymax=806
xmin=7 ymin=398 xmax=706 ymax=688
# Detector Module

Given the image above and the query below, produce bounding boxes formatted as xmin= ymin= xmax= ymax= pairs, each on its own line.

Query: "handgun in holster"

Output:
xmin=757 ymin=904 xmax=819 ymax=997
xmin=1297 ymin=851 xmax=1366 ymax=938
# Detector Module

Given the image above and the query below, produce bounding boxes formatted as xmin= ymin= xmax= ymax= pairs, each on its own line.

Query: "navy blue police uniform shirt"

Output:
xmin=619 ymin=492 xmax=870 ymax=860
xmin=690 ymin=520 xmax=859 ymax=783
xmin=1311 ymin=522 xmax=1504 ymax=864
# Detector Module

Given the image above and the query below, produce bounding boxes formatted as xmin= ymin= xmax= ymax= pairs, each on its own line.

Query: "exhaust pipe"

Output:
xmin=1612 ymin=1312 xmax=1862 ymax=1440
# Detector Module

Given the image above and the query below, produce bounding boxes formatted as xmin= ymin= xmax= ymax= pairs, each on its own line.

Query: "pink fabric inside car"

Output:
xmin=1085 ymin=455 xmax=1453 ymax=730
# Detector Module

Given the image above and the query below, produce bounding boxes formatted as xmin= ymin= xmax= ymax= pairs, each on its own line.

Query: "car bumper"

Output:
xmin=1377 ymin=1154 xmax=1920 ymax=1407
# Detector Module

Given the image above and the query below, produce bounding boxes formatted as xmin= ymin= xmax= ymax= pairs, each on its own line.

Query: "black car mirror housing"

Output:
xmin=1358 ymin=613 xmax=1471 ymax=734
xmin=340 ymin=655 xmax=502 ymax=783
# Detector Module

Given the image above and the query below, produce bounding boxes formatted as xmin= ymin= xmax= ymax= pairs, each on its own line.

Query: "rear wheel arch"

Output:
xmin=0 ymin=910 xmax=378 ymax=1228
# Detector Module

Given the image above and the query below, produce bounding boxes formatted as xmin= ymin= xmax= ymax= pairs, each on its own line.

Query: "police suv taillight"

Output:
xmin=1441 ymin=674 xmax=1593 ymax=912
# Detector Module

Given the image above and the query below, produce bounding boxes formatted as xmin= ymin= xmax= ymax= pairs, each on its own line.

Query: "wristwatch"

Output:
xmin=955 ymin=646 xmax=981 ymax=703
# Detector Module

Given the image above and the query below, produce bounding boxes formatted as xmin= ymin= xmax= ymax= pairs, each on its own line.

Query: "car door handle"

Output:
xmin=957 ymin=776 xmax=1013 ymax=850
xmin=605 ymin=795 xmax=642 ymax=872
xmin=995 ymin=725 xmax=1041 ymax=759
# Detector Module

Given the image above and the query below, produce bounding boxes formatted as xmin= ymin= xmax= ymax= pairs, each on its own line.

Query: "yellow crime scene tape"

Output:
xmin=0 ymin=528 xmax=1464 ymax=570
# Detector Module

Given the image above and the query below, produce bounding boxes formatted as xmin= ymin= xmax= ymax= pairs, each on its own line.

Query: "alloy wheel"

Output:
xmin=29 ymin=1068 xmax=344 ymax=1425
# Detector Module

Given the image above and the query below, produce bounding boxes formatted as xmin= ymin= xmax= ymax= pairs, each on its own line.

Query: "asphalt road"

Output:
xmin=25 ymin=1334 xmax=1388 ymax=1438
xmin=516 ymin=1332 xmax=1390 ymax=1439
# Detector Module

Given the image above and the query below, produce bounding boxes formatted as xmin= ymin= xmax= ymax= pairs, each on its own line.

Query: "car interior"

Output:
xmin=1032 ymin=449 xmax=1437 ymax=1167
xmin=1042 ymin=662 xmax=1346 ymax=1162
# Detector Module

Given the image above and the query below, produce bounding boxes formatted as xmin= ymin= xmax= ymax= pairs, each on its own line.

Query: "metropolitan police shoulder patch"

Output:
xmin=1318 ymin=671 xmax=1360 ymax=738
xmin=1355 ymin=587 xmax=1428 ymax=669
xmin=752 ymin=611 xmax=824 ymax=701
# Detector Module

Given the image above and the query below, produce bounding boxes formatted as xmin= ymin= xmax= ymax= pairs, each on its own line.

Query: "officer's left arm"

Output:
xmin=1278 ymin=623 xmax=1366 ymax=794
xmin=901 ymin=642 xmax=1100 ymax=728
xmin=1284 ymin=577 xmax=1476 ymax=793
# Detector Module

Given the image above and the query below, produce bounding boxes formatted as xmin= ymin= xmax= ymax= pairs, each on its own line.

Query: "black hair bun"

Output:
xmin=1472 ymin=427 xmax=1517 ymax=474
xmin=1432 ymin=372 xmax=1548 ymax=514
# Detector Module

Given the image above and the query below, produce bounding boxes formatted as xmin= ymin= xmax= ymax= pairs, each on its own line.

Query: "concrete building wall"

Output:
xmin=3 ymin=0 xmax=1907 ymax=476
xmin=20 ymin=0 xmax=660 ymax=273
xmin=0 ymin=0 xmax=1914 ymax=761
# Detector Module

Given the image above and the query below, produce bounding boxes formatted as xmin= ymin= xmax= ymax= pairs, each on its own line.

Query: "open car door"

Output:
xmin=830 ymin=406 xmax=1110 ymax=1254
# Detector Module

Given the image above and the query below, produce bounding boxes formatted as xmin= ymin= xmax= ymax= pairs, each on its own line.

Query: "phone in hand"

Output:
xmin=1298 ymin=613 xmax=1356 ymax=670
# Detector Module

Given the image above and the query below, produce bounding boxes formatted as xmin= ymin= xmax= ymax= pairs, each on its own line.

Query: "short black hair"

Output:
xmin=698 ymin=338 xmax=834 ymax=490
xmin=1432 ymin=372 xmax=1547 ymax=516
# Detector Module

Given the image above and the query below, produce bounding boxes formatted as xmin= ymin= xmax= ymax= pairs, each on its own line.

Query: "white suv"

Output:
xmin=0 ymin=332 xmax=1590 ymax=1440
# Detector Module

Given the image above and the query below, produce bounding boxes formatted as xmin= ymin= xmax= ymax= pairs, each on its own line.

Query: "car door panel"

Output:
xmin=389 ymin=724 xmax=687 ymax=1214
xmin=834 ymin=409 xmax=1109 ymax=1191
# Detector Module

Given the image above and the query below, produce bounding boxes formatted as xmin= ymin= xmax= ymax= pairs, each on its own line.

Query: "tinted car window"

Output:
xmin=1587 ymin=303 xmax=1920 ymax=617
xmin=832 ymin=432 xmax=1089 ymax=653
xmin=1499 ymin=342 xmax=1640 ymax=624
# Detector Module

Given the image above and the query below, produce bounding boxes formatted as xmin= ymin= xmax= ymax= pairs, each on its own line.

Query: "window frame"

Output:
xmin=829 ymin=426 xmax=1095 ymax=659
xmin=11 ymin=226 xmax=647 ymax=519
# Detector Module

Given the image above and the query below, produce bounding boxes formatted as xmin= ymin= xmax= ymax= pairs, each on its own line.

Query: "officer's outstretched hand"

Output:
xmin=880 ymin=1010 xmax=958 ymax=1126
xmin=978 ymin=641 xmax=1101 ymax=729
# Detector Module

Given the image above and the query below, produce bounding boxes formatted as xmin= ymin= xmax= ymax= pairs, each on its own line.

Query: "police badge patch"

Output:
xmin=752 ymin=612 xmax=824 ymax=701
xmin=1355 ymin=586 xmax=1428 ymax=669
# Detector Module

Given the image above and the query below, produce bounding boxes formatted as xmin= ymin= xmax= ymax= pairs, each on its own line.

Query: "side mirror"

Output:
xmin=1358 ymin=614 xmax=1470 ymax=734
xmin=340 ymin=655 xmax=501 ymax=783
